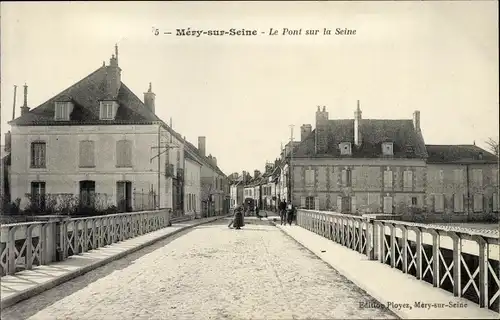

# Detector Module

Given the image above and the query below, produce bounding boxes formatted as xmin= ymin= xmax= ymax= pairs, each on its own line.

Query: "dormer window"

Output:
xmin=100 ymin=101 xmax=118 ymax=120
xmin=339 ymin=142 xmax=352 ymax=155
xmin=382 ymin=142 xmax=394 ymax=156
xmin=54 ymin=102 xmax=73 ymax=121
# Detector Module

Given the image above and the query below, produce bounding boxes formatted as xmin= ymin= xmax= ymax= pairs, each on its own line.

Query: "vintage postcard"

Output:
xmin=0 ymin=1 xmax=498 ymax=319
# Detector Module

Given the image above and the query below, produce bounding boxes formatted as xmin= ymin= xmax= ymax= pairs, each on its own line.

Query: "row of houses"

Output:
xmin=0 ymin=46 xmax=230 ymax=217
xmin=231 ymin=103 xmax=499 ymax=222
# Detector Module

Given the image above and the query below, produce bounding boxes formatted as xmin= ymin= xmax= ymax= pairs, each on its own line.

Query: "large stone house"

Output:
xmin=229 ymin=172 xmax=246 ymax=209
xmin=8 ymin=47 xmax=185 ymax=213
xmin=183 ymin=151 xmax=202 ymax=218
xmin=425 ymin=144 xmax=498 ymax=220
xmin=290 ymin=103 xmax=428 ymax=214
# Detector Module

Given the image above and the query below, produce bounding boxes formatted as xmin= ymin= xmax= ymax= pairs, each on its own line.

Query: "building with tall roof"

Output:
xmin=289 ymin=103 xmax=428 ymax=214
xmin=8 ymin=46 xmax=187 ymax=212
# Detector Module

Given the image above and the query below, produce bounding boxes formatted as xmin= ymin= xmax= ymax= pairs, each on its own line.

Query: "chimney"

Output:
xmin=254 ymin=170 xmax=260 ymax=179
xmin=20 ymin=84 xmax=30 ymax=116
xmin=300 ymin=124 xmax=312 ymax=141
xmin=413 ymin=110 xmax=420 ymax=132
xmin=242 ymin=170 xmax=247 ymax=183
xmin=143 ymin=82 xmax=156 ymax=113
xmin=106 ymin=44 xmax=122 ymax=99
xmin=198 ymin=136 xmax=206 ymax=157
xmin=212 ymin=157 xmax=217 ymax=166
xmin=354 ymin=100 xmax=362 ymax=147
xmin=315 ymin=105 xmax=329 ymax=153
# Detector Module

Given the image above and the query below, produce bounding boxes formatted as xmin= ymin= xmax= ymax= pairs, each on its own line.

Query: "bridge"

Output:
xmin=0 ymin=210 xmax=498 ymax=319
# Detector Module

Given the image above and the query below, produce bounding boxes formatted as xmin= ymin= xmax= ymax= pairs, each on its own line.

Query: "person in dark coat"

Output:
xmin=233 ymin=205 xmax=244 ymax=229
xmin=279 ymin=200 xmax=287 ymax=225
xmin=286 ymin=201 xmax=295 ymax=226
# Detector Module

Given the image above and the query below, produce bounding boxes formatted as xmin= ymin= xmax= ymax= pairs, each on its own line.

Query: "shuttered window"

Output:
xmin=79 ymin=140 xmax=95 ymax=167
xmin=116 ymin=140 xmax=132 ymax=167
xmin=472 ymin=169 xmax=483 ymax=187
xmin=473 ymin=193 xmax=483 ymax=212
xmin=305 ymin=169 xmax=315 ymax=187
xmin=314 ymin=197 xmax=320 ymax=210
xmin=403 ymin=170 xmax=413 ymax=189
xmin=493 ymin=193 xmax=499 ymax=212
xmin=384 ymin=170 xmax=392 ymax=189
xmin=453 ymin=194 xmax=464 ymax=213
xmin=300 ymin=196 xmax=306 ymax=208
xmin=453 ymin=169 xmax=463 ymax=184
xmin=383 ymin=196 xmax=393 ymax=213
xmin=434 ymin=194 xmax=444 ymax=213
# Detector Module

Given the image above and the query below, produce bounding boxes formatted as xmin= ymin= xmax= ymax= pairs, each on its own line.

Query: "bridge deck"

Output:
xmin=1 ymin=218 xmax=396 ymax=320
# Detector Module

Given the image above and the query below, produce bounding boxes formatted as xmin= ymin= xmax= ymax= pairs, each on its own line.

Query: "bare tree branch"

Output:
xmin=485 ymin=137 xmax=499 ymax=157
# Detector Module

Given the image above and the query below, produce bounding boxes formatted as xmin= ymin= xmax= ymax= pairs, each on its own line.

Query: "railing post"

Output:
xmin=26 ymin=225 xmax=34 ymax=270
xmin=82 ymin=219 xmax=89 ymax=253
xmin=379 ymin=222 xmax=386 ymax=263
xmin=430 ymin=229 xmax=440 ymax=288
xmin=411 ymin=226 xmax=423 ymax=280
xmin=358 ymin=219 xmax=363 ymax=253
xmin=365 ymin=219 xmax=373 ymax=260
xmin=7 ymin=227 xmax=17 ymax=275
xmin=40 ymin=223 xmax=47 ymax=264
xmin=447 ymin=231 xmax=461 ymax=297
xmin=474 ymin=235 xmax=489 ymax=308
xmin=401 ymin=225 xmax=408 ymax=274
xmin=73 ymin=221 xmax=79 ymax=255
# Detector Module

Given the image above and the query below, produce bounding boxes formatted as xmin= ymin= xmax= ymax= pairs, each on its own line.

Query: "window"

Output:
xmin=100 ymin=101 xmax=115 ymax=120
xmin=384 ymin=170 xmax=392 ymax=189
xmin=341 ymin=168 xmax=352 ymax=187
xmin=473 ymin=193 xmax=483 ymax=212
xmin=492 ymin=169 xmax=498 ymax=186
xmin=79 ymin=141 xmax=95 ymax=167
xmin=79 ymin=180 xmax=96 ymax=207
xmin=340 ymin=142 xmax=352 ymax=155
xmin=116 ymin=140 xmax=132 ymax=167
xmin=438 ymin=170 xmax=444 ymax=184
xmin=176 ymin=150 xmax=180 ymax=169
xmin=493 ymin=193 xmax=499 ymax=212
xmin=411 ymin=197 xmax=417 ymax=206
xmin=54 ymin=102 xmax=73 ymax=120
xmin=383 ymin=196 xmax=393 ymax=214
xmin=403 ymin=170 xmax=413 ymax=189
xmin=472 ymin=169 xmax=483 ymax=187
xmin=453 ymin=194 xmax=464 ymax=213
xmin=31 ymin=142 xmax=46 ymax=168
xmin=305 ymin=196 xmax=314 ymax=209
xmin=453 ymin=169 xmax=463 ymax=184
xmin=382 ymin=142 xmax=393 ymax=156
xmin=31 ymin=182 xmax=46 ymax=211
xmin=305 ymin=169 xmax=315 ymax=187
xmin=434 ymin=194 xmax=444 ymax=213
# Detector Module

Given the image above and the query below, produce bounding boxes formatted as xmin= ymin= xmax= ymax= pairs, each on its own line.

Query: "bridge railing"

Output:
xmin=297 ymin=209 xmax=500 ymax=313
xmin=0 ymin=209 xmax=170 ymax=277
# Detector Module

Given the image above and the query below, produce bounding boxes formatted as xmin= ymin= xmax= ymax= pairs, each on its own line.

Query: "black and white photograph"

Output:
xmin=0 ymin=1 xmax=498 ymax=319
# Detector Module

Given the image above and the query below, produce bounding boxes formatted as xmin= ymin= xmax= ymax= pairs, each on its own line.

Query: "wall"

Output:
xmin=426 ymin=163 xmax=499 ymax=218
xmin=10 ymin=124 xmax=173 ymax=210
xmin=291 ymin=158 xmax=427 ymax=213
xmin=184 ymin=157 xmax=201 ymax=215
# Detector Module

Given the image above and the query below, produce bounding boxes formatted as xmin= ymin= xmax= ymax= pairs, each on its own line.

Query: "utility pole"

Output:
xmin=150 ymin=126 xmax=179 ymax=210
xmin=289 ymin=125 xmax=294 ymax=204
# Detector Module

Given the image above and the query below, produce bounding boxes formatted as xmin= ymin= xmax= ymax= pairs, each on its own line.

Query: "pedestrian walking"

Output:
xmin=279 ymin=200 xmax=286 ymax=225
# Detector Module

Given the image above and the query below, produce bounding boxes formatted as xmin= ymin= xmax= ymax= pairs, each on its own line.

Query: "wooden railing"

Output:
xmin=297 ymin=209 xmax=500 ymax=313
xmin=0 ymin=209 xmax=170 ymax=277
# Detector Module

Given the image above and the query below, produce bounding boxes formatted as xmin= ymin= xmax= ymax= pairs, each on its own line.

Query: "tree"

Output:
xmin=485 ymin=137 xmax=499 ymax=157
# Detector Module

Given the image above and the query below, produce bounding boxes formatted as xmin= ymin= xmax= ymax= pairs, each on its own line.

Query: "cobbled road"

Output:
xmin=2 ymin=219 xmax=397 ymax=320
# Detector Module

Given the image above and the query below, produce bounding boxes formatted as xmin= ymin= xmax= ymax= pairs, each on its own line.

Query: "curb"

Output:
xmin=1 ymin=216 xmax=225 ymax=310
xmin=271 ymin=222 xmax=406 ymax=319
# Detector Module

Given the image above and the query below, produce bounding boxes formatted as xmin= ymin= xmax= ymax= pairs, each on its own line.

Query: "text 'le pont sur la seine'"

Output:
xmin=154 ymin=27 xmax=357 ymax=37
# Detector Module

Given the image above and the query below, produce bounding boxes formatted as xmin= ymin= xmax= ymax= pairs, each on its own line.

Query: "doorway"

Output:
xmin=117 ymin=181 xmax=132 ymax=212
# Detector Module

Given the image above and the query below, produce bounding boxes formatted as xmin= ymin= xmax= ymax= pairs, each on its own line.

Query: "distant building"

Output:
xmin=288 ymin=104 xmax=428 ymax=214
xmin=184 ymin=151 xmax=202 ymax=218
xmin=425 ymin=144 xmax=498 ymax=219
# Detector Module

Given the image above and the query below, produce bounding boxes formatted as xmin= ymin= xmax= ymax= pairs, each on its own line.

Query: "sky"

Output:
xmin=1 ymin=1 xmax=498 ymax=176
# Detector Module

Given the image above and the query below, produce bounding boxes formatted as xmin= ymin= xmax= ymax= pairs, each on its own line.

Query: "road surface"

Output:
xmin=2 ymin=219 xmax=397 ymax=320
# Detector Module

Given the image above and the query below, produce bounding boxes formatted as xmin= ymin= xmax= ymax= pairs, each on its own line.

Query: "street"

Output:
xmin=2 ymin=219 xmax=397 ymax=320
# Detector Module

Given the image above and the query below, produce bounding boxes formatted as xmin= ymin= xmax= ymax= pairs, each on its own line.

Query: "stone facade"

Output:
xmin=184 ymin=156 xmax=202 ymax=217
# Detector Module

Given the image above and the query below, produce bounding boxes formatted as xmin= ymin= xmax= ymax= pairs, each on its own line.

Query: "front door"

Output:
xmin=117 ymin=181 xmax=132 ymax=212
xmin=80 ymin=180 xmax=95 ymax=207
xmin=341 ymin=196 xmax=351 ymax=214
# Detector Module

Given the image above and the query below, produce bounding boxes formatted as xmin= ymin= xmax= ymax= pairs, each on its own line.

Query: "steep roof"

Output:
xmin=184 ymin=140 xmax=227 ymax=178
xmin=184 ymin=150 xmax=203 ymax=166
xmin=425 ymin=145 xmax=498 ymax=164
xmin=294 ymin=119 xmax=428 ymax=159
xmin=9 ymin=66 xmax=161 ymax=126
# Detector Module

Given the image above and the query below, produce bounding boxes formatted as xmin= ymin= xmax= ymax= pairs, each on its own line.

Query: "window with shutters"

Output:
xmin=305 ymin=196 xmax=314 ymax=209
xmin=341 ymin=169 xmax=352 ymax=187
xmin=434 ymin=194 xmax=444 ymax=213
xmin=403 ymin=170 xmax=413 ymax=189
xmin=116 ymin=140 xmax=132 ymax=167
xmin=411 ymin=197 xmax=417 ymax=206
xmin=438 ymin=170 xmax=444 ymax=184
xmin=473 ymin=193 xmax=483 ymax=212
xmin=384 ymin=170 xmax=392 ymax=189
xmin=453 ymin=169 xmax=463 ymax=184
xmin=54 ymin=102 xmax=73 ymax=121
xmin=305 ymin=169 xmax=315 ymax=187
xmin=79 ymin=140 xmax=95 ymax=167
xmin=453 ymin=193 xmax=464 ymax=213
xmin=30 ymin=142 xmax=46 ymax=168
xmin=100 ymin=101 xmax=116 ymax=120
xmin=383 ymin=196 xmax=393 ymax=213
xmin=492 ymin=169 xmax=498 ymax=186
xmin=472 ymin=169 xmax=483 ymax=187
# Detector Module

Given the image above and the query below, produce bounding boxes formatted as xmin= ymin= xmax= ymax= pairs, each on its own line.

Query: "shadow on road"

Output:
xmin=1 ymin=226 xmax=197 ymax=320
